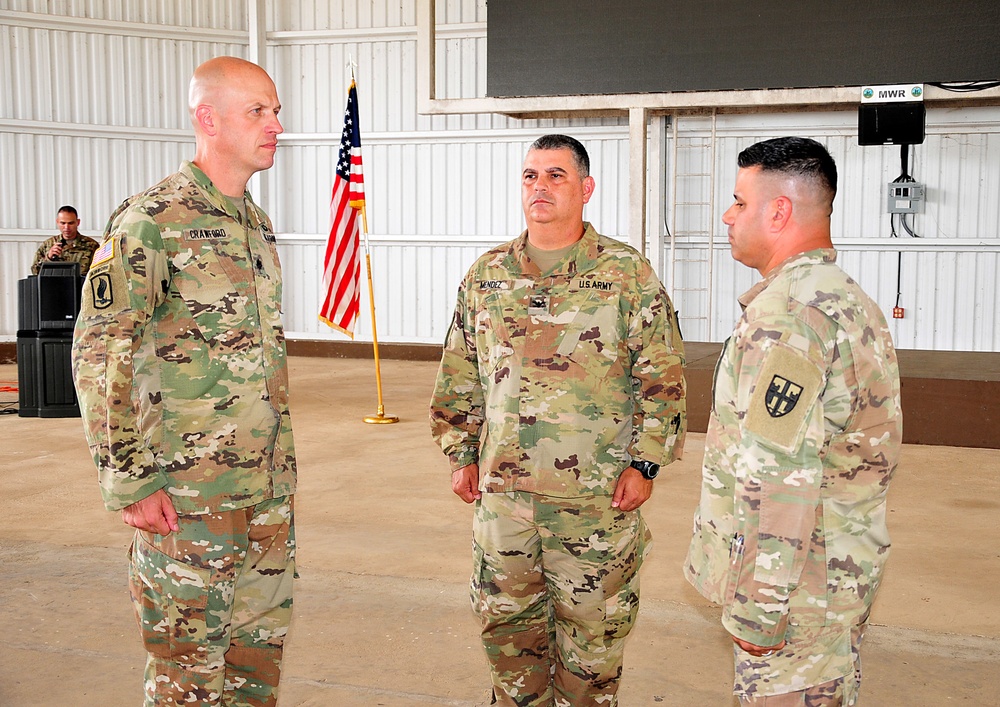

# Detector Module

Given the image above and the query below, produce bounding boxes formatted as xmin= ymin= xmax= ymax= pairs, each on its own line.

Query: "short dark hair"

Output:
xmin=737 ymin=137 xmax=837 ymax=203
xmin=57 ymin=205 xmax=79 ymax=217
xmin=528 ymin=134 xmax=590 ymax=178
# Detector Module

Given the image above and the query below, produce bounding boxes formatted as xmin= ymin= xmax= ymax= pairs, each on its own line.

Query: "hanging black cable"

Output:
xmin=900 ymin=213 xmax=921 ymax=238
xmin=928 ymin=80 xmax=1000 ymax=92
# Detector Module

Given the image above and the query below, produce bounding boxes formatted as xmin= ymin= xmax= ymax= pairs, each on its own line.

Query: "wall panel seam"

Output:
xmin=0 ymin=9 xmax=247 ymax=43
xmin=269 ymin=23 xmax=485 ymax=44
xmin=0 ymin=119 xmax=194 ymax=142
xmin=277 ymin=125 xmax=627 ymax=144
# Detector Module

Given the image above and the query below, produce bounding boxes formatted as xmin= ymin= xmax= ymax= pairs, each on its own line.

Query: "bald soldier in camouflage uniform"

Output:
xmin=430 ymin=134 xmax=686 ymax=706
xmin=72 ymin=57 xmax=295 ymax=707
xmin=685 ymin=137 xmax=902 ymax=706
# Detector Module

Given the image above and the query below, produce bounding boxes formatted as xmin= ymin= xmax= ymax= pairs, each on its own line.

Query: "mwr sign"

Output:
xmin=861 ymin=84 xmax=924 ymax=103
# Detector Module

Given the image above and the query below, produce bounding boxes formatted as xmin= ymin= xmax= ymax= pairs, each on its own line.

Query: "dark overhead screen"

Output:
xmin=487 ymin=1 xmax=1000 ymax=97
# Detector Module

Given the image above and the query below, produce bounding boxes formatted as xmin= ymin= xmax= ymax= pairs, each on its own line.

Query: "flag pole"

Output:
xmin=359 ymin=209 xmax=398 ymax=424
xmin=350 ymin=65 xmax=398 ymax=424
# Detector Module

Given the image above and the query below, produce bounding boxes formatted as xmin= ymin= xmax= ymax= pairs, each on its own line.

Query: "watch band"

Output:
xmin=629 ymin=458 xmax=660 ymax=480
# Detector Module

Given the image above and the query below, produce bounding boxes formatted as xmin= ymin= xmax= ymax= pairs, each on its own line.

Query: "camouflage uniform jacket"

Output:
xmin=72 ymin=161 xmax=296 ymax=514
xmin=30 ymin=233 xmax=101 ymax=275
xmin=684 ymin=249 xmax=901 ymax=647
xmin=429 ymin=223 xmax=687 ymax=497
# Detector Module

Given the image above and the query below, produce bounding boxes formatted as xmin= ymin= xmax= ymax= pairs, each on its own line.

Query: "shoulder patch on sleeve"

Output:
xmin=79 ymin=238 xmax=131 ymax=319
xmin=90 ymin=238 xmax=115 ymax=267
xmin=745 ymin=342 xmax=824 ymax=454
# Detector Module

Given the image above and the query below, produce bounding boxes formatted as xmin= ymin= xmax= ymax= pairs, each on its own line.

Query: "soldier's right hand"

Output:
xmin=452 ymin=464 xmax=481 ymax=503
xmin=47 ymin=243 xmax=63 ymax=259
xmin=121 ymin=489 xmax=180 ymax=535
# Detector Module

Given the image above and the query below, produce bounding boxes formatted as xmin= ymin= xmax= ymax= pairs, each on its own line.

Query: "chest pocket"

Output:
xmin=171 ymin=250 xmax=248 ymax=344
xmin=477 ymin=289 xmax=518 ymax=375
xmin=556 ymin=288 xmax=625 ymax=379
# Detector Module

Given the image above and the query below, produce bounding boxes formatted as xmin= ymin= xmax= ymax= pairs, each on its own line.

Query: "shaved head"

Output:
xmin=752 ymin=170 xmax=832 ymax=224
xmin=737 ymin=136 xmax=837 ymax=217
xmin=189 ymin=56 xmax=273 ymax=124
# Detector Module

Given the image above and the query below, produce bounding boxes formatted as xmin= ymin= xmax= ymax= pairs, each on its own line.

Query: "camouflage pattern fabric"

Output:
xmin=684 ymin=249 xmax=902 ymax=702
xmin=129 ymin=495 xmax=295 ymax=706
xmin=738 ymin=677 xmax=846 ymax=706
xmin=429 ymin=223 xmax=687 ymax=494
xmin=30 ymin=233 xmax=101 ymax=275
xmin=735 ymin=620 xmax=865 ymax=705
xmin=473 ymin=491 xmax=650 ymax=707
xmin=72 ymin=160 xmax=296 ymax=514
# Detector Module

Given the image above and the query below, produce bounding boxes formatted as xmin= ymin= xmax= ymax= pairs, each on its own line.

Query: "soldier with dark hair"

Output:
xmin=685 ymin=136 xmax=902 ymax=706
xmin=72 ymin=57 xmax=296 ymax=707
xmin=30 ymin=205 xmax=100 ymax=275
xmin=431 ymin=134 xmax=687 ymax=706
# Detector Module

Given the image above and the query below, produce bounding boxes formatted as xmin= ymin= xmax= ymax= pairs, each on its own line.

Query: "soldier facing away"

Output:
xmin=72 ymin=56 xmax=296 ymax=707
xmin=430 ymin=134 xmax=687 ymax=706
xmin=684 ymin=137 xmax=902 ymax=706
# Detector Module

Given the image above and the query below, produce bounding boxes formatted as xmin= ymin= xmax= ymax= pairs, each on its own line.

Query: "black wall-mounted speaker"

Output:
xmin=858 ymin=103 xmax=926 ymax=146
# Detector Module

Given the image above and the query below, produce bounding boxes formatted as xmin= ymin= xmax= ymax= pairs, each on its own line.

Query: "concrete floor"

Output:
xmin=1 ymin=356 xmax=998 ymax=706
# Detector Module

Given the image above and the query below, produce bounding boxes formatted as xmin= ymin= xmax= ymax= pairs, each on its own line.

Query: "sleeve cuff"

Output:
xmin=448 ymin=450 xmax=479 ymax=471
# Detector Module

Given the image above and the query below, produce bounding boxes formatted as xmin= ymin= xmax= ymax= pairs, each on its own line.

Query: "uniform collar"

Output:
xmin=506 ymin=222 xmax=601 ymax=276
xmin=180 ymin=161 xmax=264 ymax=229
xmin=738 ymin=248 xmax=838 ymax=309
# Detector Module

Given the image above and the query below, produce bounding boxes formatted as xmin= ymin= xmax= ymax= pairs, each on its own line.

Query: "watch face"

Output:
xmin=632 ymin=460 xmax=659 ymax=479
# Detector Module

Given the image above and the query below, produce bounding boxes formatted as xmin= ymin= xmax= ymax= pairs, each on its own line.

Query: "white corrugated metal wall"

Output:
xmin=0 ymin=0 xmax=246 ymax=336
xmin=2 ymin=0 xmax=999 ymax=350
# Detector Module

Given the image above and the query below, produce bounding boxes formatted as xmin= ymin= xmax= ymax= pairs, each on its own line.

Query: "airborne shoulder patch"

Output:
xmin=89 ymin=272 xmax=114 ymax=309
xmin=745 ymin=343 xmax=824 ymax=454
xmin=80 ymin=260 xmax=130 ymax=319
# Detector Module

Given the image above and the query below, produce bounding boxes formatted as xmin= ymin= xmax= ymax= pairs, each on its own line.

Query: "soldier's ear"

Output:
xmin=194 ymin=104 xmax=217 ymax=135
xmin=771 ymin=195 xmax=793 ymax=232
xmin=582 ymin=175 xmax=596 ymax=204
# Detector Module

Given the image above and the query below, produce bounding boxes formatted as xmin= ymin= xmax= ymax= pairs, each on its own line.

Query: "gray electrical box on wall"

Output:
xmin=887 ymin=182 xmax=925 ymax=213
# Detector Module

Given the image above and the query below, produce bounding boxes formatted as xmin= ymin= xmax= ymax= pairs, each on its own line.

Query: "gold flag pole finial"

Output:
xmin=359 ymin=205 xmax=399 ymax=424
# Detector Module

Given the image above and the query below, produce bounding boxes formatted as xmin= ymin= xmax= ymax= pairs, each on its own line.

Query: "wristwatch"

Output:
xmin=629 ymin=458 xmax=660 ymax=480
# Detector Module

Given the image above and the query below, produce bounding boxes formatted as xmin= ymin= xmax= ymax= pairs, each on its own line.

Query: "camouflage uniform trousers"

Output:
xmin=735 ymin=620 xmax=867 ymax=706
xmin=128 ymin=495 xmax=296 ymax=707
xmin=472 ymin=491 xmax=650 ymax=707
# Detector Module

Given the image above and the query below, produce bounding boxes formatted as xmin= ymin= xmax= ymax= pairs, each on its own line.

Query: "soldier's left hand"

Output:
xmin=121 ymin=489 xmax=180 ymax=535
xmin=611 ymin=467 xmax=653 ymax=511
xmin=732 ymin=635 xmax=786 ymax=657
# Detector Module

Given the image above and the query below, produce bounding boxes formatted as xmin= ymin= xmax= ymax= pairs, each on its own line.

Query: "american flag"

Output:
xmin=319 ymin=81 xmax=365 ymax=337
